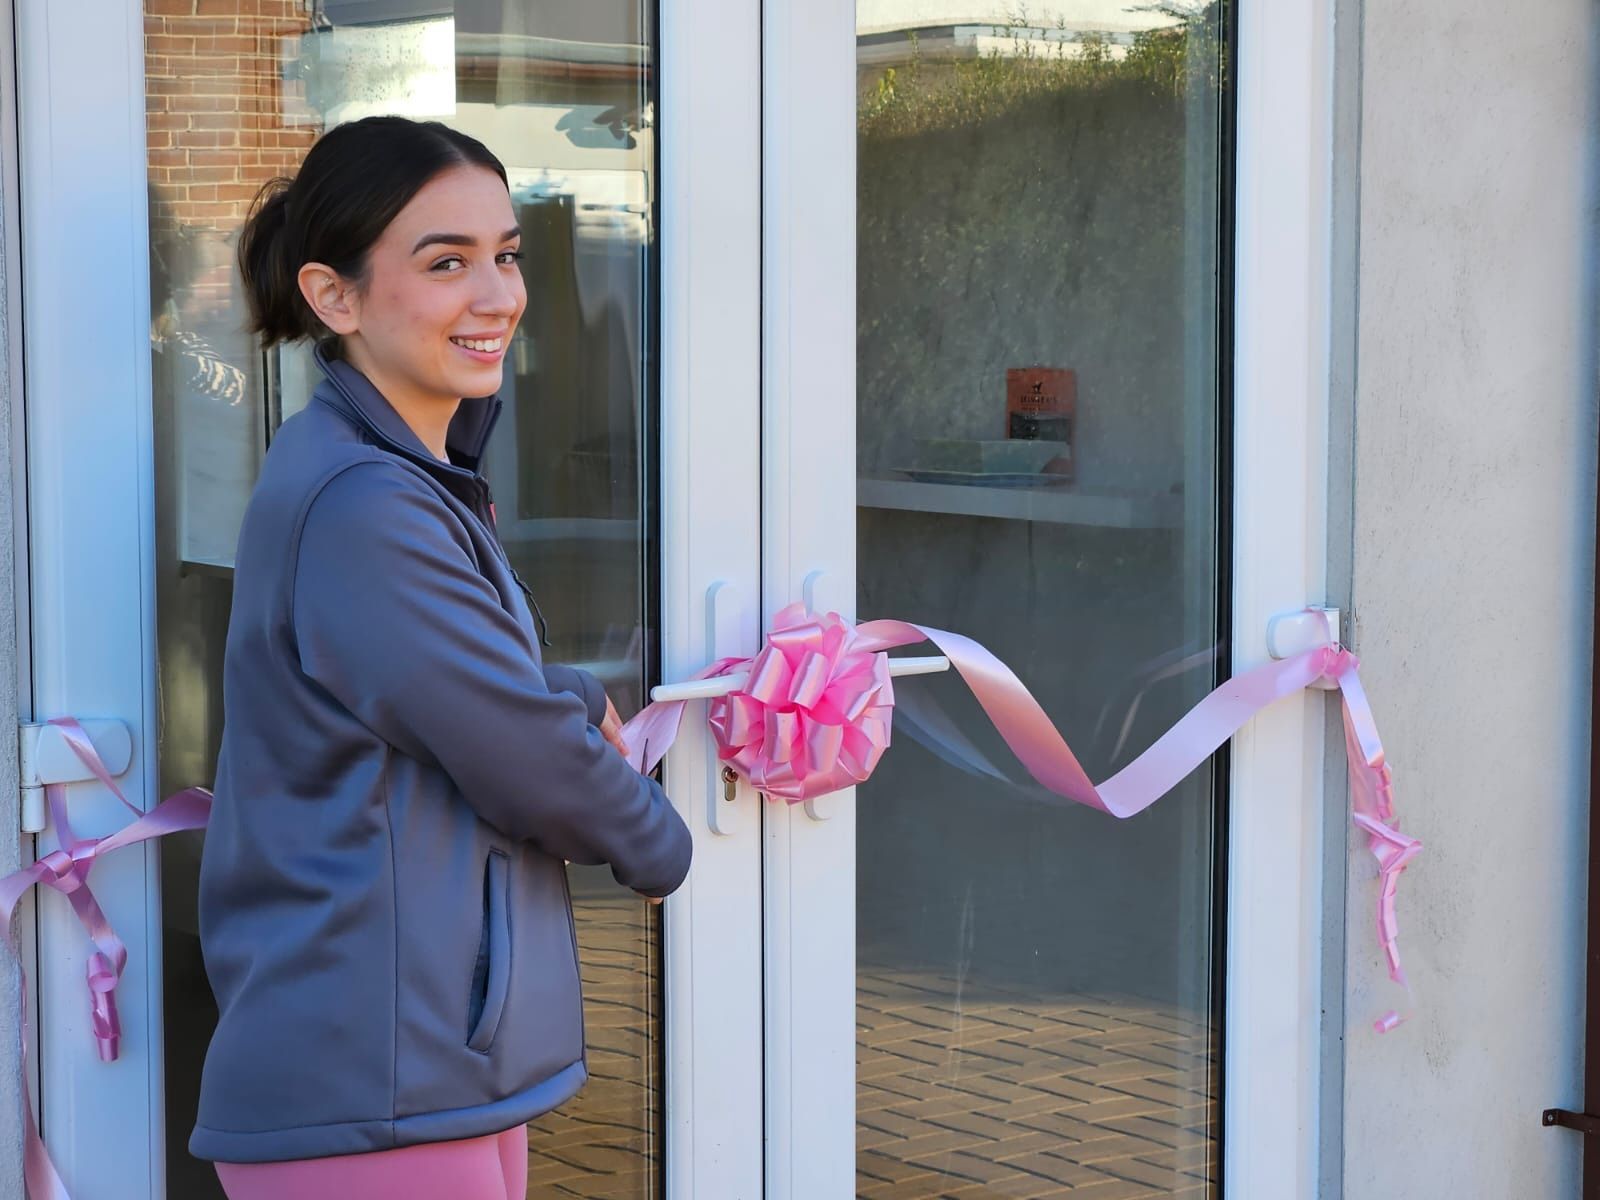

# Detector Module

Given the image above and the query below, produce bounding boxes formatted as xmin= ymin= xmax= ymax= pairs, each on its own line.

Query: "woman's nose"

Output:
xmin=472 ymin=270 xmax=520 ymax=317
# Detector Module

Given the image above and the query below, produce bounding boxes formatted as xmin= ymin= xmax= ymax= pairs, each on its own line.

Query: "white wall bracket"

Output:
xmin=1266 ymin=606 xmax=1342 ymax=689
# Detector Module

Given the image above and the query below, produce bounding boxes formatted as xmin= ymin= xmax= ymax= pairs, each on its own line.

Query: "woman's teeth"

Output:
xmin=451 ymin=336 xmax=503 ymax=352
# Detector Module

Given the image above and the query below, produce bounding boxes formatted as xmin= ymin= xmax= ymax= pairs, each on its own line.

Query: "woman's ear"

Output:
xmin=297 ymin=262 xmax=360 ymax=336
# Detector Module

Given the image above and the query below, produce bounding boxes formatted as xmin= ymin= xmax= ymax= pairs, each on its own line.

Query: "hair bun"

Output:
xmin=237 ymin=178 xmax=316 ymax=346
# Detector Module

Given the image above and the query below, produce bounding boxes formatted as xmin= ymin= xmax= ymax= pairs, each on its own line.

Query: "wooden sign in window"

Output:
xmin=1005 ymin=367 xmax=1075 ymax=479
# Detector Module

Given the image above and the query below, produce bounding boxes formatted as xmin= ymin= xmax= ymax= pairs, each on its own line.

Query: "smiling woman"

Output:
xmin=187 ymin=115 xmax=690 ymax=1199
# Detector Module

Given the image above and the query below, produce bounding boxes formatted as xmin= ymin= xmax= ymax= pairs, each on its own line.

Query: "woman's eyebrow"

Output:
xmin=412 ymin=228 xmax=522 ymax=254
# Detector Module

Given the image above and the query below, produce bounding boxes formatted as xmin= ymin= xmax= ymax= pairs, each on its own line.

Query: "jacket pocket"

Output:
xmin=466 ymin=849 xmax=512 ymax=1052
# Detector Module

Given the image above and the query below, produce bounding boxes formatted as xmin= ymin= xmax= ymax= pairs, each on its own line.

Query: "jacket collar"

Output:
xmin=310 ymin=341 xmax=502 ymax=478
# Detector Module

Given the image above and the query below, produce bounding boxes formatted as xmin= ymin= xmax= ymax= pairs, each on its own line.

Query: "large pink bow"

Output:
xmin=0 ymin=719 xmax=211 ymax=1200
xmin=623 ymin=603 xmax=1419 ymax=1031
xmin=709 ymin=607 xmax=894 ymax=801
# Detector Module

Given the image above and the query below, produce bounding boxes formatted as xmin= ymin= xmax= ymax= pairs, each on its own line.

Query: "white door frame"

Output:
xmin=759 ymin=2 xmax=1337 ymax=1197
xmin=658 ymin=0 xmax=766 ymax=1194
xmin=1226 ymin=1 xmax=1336 ymax=1194
xmin=17 ymin=2 xmax=166 ymax=1197
xmin=15 ymin=1 xmax=767 ymax=1196
xmin=2 ymin=0 xmax=38 ymax=1186
xmin=759 ymin=0 xmax=858 ymax=1196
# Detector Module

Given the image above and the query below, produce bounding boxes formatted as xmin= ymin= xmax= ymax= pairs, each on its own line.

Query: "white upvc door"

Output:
xmin=757 ymin=2 xmax=1335 ymax=1198
xmin=14 ymin=1 xmax=764 ymax=1197
xmin=17 ymin=0 xmax=1336 ymax=1198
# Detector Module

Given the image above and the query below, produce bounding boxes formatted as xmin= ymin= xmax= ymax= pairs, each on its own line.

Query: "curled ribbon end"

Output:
xmin=87 ymin=951 xmax=122 ymax=1063
xmin=1373 ymin=1010 xmax=1404 ymax=1034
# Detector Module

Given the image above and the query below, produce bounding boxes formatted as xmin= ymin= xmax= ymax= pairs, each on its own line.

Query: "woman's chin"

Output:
xmin=449 ymin=362 xmax=506 ymax=399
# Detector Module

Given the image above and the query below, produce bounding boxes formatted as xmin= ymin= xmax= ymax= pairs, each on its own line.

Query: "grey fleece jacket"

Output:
xmin=188 ymin=346 xmax=691 ymax=1164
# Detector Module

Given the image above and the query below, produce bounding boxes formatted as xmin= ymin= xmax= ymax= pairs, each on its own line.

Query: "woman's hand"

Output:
xmin=598 ymin=693 xmax=630 ymax=759
xmin=598 ymin=694 xmax=663 ymax=904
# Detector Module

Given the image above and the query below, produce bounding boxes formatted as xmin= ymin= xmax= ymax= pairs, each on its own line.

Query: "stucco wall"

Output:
xmin=0 ymin=97 xmax=28 ymax=1200
xmin=1339 ymin=2 xmax=1598 ymax=1195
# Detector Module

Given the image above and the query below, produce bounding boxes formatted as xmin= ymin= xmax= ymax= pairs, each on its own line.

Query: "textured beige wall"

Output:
xmin=1340 ymin=2 xmax=1598 ymax=1194
xmin=0 ymin=92 xmax=27 ymax=1200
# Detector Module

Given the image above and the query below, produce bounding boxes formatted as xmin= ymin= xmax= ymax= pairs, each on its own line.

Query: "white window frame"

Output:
xmin=759 ymin=1 xmax=1336 ymax=1197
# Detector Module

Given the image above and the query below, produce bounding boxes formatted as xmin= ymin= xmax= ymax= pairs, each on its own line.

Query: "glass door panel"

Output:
xmin=853 ymin=5 xmax=1231 ymax=1197
xmin=143 ymin=4 xmax=662 ymax=1197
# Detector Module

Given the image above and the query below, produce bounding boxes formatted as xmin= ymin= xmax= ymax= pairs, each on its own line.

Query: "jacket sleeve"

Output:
xmin=291 ymin=462 xmax=691 ymax=897
xmin=541 ymin=663 xmax=609 ymax=727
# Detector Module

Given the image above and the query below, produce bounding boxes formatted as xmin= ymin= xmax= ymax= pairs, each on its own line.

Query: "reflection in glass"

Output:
xmin=145 ymin=5 xmax=661 ymax=1197
xmin=856 ymin=5 xmax=1230 ymax=1196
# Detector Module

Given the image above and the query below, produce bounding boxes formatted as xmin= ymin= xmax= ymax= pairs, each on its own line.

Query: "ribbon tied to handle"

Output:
xmin=0 ymin=718 xmax=211 ymax=1200
xmin=623 ymin=602 xmax=1420 ymax=1032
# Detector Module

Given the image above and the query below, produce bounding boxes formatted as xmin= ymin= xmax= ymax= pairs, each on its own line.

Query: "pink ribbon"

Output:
xmin=1 ymin=718 xmax=211 ymax=1200
xmin=624 ymin=602 xmax=1419 ymax=1030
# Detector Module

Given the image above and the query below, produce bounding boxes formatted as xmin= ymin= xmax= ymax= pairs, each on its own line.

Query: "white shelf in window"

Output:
xmin=856 ymin=475 xmax=1182 ymax=530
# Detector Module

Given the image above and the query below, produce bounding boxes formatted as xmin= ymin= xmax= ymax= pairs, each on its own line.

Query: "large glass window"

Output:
xmin=855 ymin=4 xmax=1232 ymax=1195
xmin=145 ymin=5 xmax=663 ymax=1196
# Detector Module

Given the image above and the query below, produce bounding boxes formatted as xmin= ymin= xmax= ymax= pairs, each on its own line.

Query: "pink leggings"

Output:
xmin=214 ymin=1124 xmax=528 ymax=1200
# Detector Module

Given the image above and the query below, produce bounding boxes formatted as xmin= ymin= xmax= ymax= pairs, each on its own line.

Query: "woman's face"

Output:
xmin=304 ymin=164 xmax=527 ymax=409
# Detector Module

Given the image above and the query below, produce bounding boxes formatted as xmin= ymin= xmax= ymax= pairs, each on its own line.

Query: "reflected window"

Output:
xmin=145 ymin=4 xmax=663 ymax=1197
xmin=855 ymin=5 xmax=1231 ymax=1196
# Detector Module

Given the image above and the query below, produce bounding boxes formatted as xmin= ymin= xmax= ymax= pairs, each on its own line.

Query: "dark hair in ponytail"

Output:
xmin=236 ymin=116 xmax=509 ymax=347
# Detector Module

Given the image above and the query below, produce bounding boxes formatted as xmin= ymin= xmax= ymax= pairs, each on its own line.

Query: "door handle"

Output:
xmin=649 ymin=653 xmax=947 ymax=705
xmin=18 ymin=719 xmax=134 ymax=833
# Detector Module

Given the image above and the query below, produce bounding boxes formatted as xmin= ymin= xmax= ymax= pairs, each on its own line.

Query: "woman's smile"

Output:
xmin=449 ymin=333 xmax=507 ymax=360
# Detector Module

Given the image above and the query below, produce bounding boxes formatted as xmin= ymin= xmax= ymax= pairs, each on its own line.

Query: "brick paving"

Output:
xmin=527 ymin=890 xmax=663 ymax=1200
xmin=526 ymin=899 xmax=1216 ymax=1200
xmin=857 ymin=966 xmax=1217 ymax=1200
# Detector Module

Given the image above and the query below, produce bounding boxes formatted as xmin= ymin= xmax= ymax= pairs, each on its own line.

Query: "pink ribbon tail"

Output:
xmin=0 ymin=718 xmax=212 ymax=1199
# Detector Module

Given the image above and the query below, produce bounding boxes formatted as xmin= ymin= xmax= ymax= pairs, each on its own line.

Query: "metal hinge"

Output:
xmin=18 ymin=720 xmax=133 ymax=834
xmin=1543 ymin=1108 xmax=1600 ymax=1136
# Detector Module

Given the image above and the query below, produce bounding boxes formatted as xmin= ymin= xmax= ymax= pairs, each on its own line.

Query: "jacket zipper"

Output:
xmin=473 ymin=477 xmax=553 ymax=649
xmin=320 ymin=378 xmax=555 ymax=650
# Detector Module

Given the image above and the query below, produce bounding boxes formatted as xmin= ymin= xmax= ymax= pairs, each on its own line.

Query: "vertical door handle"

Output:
xmin=704 ymin=581 xmax=744 ymax=836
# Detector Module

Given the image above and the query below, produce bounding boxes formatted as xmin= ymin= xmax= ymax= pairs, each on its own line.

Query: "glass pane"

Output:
xmin=144 ymin=5 xmax=661 ymax=1198
xmin=856 ymin=5 xmax=1230 ymax=1197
